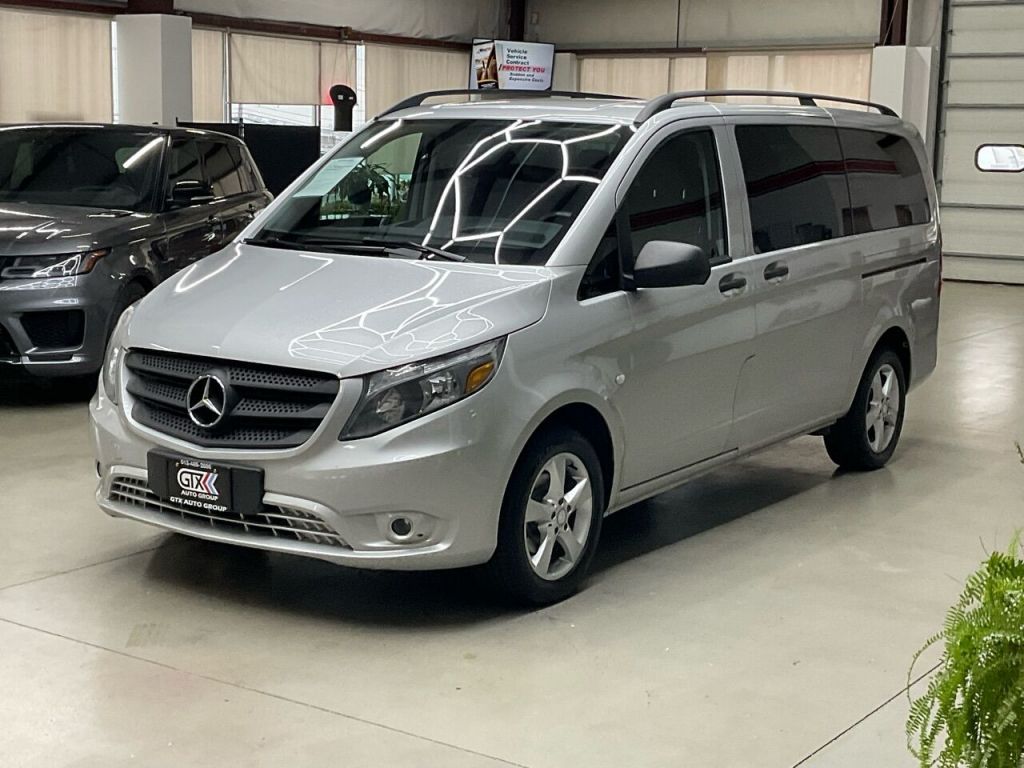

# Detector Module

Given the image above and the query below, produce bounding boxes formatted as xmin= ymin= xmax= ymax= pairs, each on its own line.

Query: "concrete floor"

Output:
xmin=1 ymin=281 xmax=1021 ymax=768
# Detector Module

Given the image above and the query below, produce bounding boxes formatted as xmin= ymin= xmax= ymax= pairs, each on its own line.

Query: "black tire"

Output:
xmin=103 ymin=282 xmax=147 ymax=352
xmin=487 ymin=427 xmax=605 ymax=606
xmin=824 ymin=349 xmax=907 ymax=471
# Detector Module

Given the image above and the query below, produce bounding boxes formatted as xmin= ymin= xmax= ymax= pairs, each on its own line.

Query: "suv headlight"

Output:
xmin=100 ymin=304 xmax=135 ymax=405
xmin=340 ymin=338 xmax=506 ymax=440
xmin=0 ymin=249 xmax=109 ymax=279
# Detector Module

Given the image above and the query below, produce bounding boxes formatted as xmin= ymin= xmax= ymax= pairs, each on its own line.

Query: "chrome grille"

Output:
xmin=109 ymin=475 xmax=348 ymax=549
xmin=124 ymin=349 xmax=340 ymax=450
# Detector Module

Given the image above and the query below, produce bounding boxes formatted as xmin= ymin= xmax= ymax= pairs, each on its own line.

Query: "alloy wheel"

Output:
xmin=865 ymin=362 xmax=901 ymax=453
xmin=523 ymin=452 xmax=593 ymax=582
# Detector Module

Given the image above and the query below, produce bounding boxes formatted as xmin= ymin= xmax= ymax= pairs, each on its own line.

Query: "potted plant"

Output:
xmin=906 ymin=448 xmax=1024 ymax=767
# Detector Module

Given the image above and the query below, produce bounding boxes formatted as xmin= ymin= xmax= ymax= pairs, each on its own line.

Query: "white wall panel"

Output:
xmin=937 ymin=2 xmax=1024 ymax=282
xmin=174 ymin=0 xmax=501 ymax=41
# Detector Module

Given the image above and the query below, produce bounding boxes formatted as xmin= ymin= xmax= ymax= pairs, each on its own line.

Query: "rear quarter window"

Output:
xmin=838 ymin=129 xmax=931 ymax=233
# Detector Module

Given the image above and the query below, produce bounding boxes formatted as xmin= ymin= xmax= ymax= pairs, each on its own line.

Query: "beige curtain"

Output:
xmin=0 ymin=8 xmax=112 ymax=122
xmin=579 ymin=57 xmax=672 ymax=99
xmin=364 ymin=44 xmax=468 ymax=118
xmin=706 ymin=50 xmax=873 ymax=107
xmin=192 ymin=28 xmax=225 ymax=121
xmin=669 ymin=57 xmax=708 ymax=91
xmin=230 ymin=33 xmax=319 ymax=104
xmin=319 ymin=42 xmax=357 ymax=104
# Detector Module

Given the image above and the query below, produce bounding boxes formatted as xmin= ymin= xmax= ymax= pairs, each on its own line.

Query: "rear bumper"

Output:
xmin=0 ymin=274 xmax=119 ymax=377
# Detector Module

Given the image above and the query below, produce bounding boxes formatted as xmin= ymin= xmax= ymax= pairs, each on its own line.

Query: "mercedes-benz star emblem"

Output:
xmin=186 ymin=374 xmax=228 ymax=429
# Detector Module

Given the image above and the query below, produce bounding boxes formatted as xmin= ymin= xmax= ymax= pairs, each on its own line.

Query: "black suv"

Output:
xmin=0 ymin=124 xmax=271 ymax=378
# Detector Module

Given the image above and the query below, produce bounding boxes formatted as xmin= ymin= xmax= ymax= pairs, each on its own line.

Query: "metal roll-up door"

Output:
xmin=937 ymin=0 xmax=1024 ymax=283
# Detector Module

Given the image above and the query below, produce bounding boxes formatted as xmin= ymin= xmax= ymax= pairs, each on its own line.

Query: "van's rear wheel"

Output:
xmin=487 ymin=427 xmax=604 ymax=605
xmin=824 ymin=349 xmax=906 ymax=470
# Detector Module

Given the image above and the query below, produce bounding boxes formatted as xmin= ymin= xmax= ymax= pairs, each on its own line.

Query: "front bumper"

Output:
xmin=90 ymin=365 xmax=520 ymax=570
xmin=0 ymin=274 xmax=119 ymax=377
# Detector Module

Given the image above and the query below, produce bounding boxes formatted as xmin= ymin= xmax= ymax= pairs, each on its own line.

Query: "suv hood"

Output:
xmin=0 ymin=202 xmax=156 ymax=256
xmin=126 ymin=244 xmax=555 ymax=377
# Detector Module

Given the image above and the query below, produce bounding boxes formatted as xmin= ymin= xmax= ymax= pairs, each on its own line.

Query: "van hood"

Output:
xmin=126 ymin=244 xmax=554 ymax=378
xmin=0 ymin=201 xmax=156 ymax=256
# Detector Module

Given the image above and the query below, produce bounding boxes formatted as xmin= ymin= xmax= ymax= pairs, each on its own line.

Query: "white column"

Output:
xmin=870 ymin=45 xmax=939 ymax=156
xmin=115 ymin=14 xmax=193 ymax=126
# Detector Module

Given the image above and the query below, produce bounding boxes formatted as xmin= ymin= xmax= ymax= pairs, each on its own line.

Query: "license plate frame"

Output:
xmin=146 ymin=450 xmax=264 ymax=518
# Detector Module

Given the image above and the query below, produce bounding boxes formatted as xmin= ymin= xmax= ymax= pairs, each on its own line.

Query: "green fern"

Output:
xmin=906 ymin=531 xmax=1024 ymax=767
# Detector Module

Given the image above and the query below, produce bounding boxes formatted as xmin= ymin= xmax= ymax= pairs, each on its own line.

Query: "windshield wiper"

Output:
xmin=363 ymin=239 xmax=466 ymax=262
xmin=401 ymin=241 xmax=467 ymax=262
xmin=243 ymin=234 xmax=390 ymax=256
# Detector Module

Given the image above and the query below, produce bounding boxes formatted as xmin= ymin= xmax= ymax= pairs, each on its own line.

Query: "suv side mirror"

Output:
xmin=169 ymin=179 xmax=215 ymax=207
xmin=633 ymin=241 xmax=712 ymax=288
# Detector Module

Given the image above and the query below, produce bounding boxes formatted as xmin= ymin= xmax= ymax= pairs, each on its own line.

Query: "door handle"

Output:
xmin=763 ymin=261 xmax=790 ymax=281
xmin=718 ymin=273 xmax=747 ymax=294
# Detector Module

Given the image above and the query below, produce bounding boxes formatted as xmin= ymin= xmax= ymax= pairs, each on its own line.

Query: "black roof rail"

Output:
xmin=634 ymin=90 xmax=899 ymax=124
xmin=380 ymin=89 xmax=632 ymax=117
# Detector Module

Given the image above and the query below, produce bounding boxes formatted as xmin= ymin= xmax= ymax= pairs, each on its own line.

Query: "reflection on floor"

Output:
xmin=1 ymin=281 xmax=1021 ymax=767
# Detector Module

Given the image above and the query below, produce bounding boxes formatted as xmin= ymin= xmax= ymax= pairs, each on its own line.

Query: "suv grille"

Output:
xmin=109 ymin=475 xmax=348 ymax=548
xmin=124 ymin=349 xmax=340 ymax=449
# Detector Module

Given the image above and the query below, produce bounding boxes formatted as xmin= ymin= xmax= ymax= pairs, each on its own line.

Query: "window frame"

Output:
xmin=579 ymin=124 xmax=731 ymax=301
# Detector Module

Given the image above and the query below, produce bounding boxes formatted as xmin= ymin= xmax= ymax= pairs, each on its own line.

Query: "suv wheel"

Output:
xmin=824 ymin=349 xmax=907 ymax=470
xmin=488 ymin=427 xmax=605 ymax=605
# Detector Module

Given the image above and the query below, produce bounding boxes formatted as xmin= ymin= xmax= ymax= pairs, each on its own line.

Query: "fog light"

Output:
xmin=390 ymin=516 xmax=413 ymax=537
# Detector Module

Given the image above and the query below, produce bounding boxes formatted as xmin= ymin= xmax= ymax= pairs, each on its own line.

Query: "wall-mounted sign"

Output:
xmin=470 ymin=40 xmax=555 ymax=91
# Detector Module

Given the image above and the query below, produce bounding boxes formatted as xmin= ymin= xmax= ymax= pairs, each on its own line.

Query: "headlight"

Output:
xmin=340 ymin=338 xmax=505 ymax=440
xmin=100 ymin=304 xmax=135 ymax=406
xmin=0 ymin=249 xmax=109 ymax=279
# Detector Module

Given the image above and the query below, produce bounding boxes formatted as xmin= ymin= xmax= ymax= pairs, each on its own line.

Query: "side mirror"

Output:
xmin=169 ymin=179 xmax=215 ymax=207
xmin=633 ymin=240 xmax=712 ymax=288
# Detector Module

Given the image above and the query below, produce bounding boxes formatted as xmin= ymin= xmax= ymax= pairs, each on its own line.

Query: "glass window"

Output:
xmin=839 ymin=129 xmax=931 ymax=233
xmin=256 ymin=119 xmax=630 ymax=266
xmin=736 ymin=124 xmax=850 ymax=253
xmin=0 ymin=127 xmax=163 ymax=211
xmin=976 ymin=144 xmax=1024 ymax=173
xmin=167 ymin=138 xmax=203 ymax=188
xmin=622 ymin=129 xmax=727 ymax=264
xmin=201 ymin=140 xmax=243 ymax=198
xmin=227 ymin=144 xmax=254 ymax=193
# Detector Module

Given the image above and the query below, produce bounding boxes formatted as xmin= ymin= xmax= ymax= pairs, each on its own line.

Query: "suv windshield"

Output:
xmin=0 ymin=127 xmax=164 ymax=211
xmin=256 ymin=119 xmax=630 ymax=265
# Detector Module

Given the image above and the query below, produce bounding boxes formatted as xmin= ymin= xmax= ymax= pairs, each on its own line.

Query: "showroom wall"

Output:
xmin=526 ymin=0 xmax=883 ymax=48
xmin=181 ymin=0 xmax=502 ymax=42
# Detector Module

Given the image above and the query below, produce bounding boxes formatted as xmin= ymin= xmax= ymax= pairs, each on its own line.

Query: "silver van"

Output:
xmin=90 ymin=90 xmax=941 ymax=604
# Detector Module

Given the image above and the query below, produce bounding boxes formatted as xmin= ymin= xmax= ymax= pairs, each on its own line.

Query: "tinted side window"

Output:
xmin=623 ymin=129 xmax=727 ymax=263
xmin=838 ymin=129 xmax=931 ymax=233
xmin=736 ymin=125 xmax=850 ymax=253
xmin=229 ymin=143 xmax=260 ymax=193
xmin=167 ymin=139 xmax=203 ymax=188
xmin=201 ymin=141 xmax=243 ymax=198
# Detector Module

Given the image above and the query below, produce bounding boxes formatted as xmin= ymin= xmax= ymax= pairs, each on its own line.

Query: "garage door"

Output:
xmin=937 ymin=0 xmax=1024 ymax=283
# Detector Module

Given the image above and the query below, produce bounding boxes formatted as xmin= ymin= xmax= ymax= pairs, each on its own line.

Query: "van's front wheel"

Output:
xmin=824 ymin=349 xmax=907 ymax=470
xmin=487 ymin=428 xmax=605 ymax=605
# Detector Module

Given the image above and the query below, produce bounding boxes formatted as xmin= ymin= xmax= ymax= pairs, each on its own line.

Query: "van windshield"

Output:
xmin=255 ymin=119 xmax=629 ymax=266
xmin=0 ymin=127 xmax=164 ymax=211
